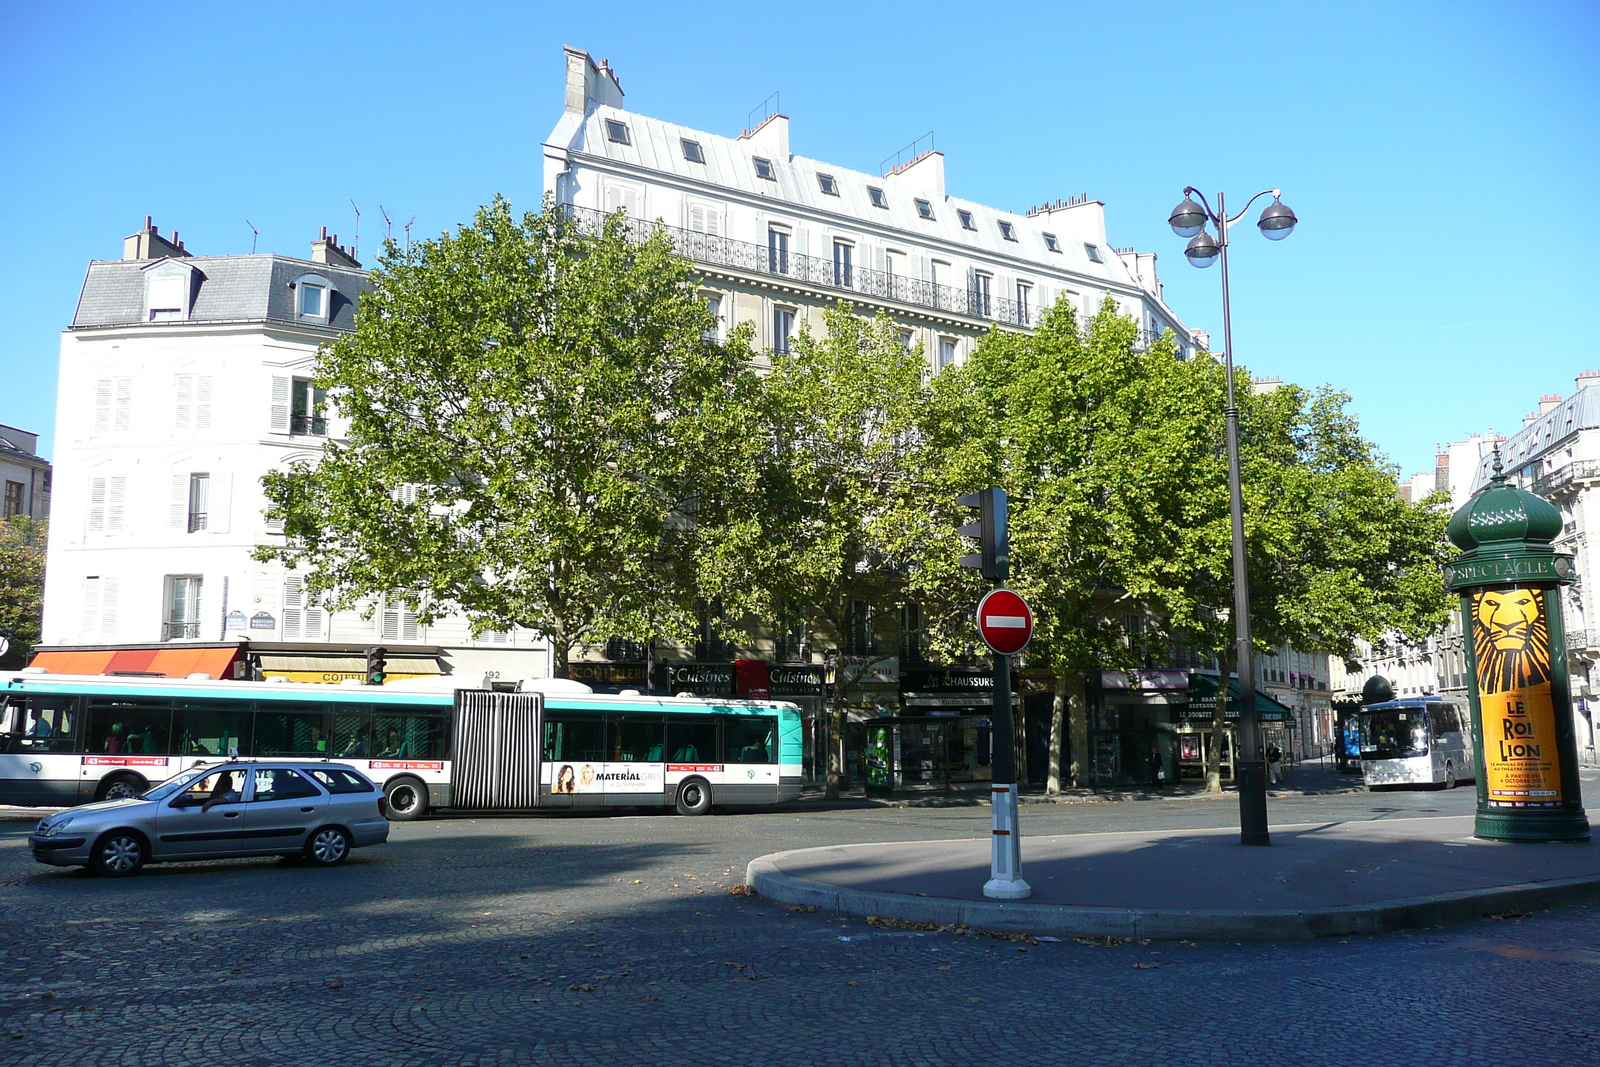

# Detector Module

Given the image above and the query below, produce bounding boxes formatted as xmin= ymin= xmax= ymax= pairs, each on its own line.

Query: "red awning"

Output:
xmin=28 ymin=647 xmax=241 ymax=680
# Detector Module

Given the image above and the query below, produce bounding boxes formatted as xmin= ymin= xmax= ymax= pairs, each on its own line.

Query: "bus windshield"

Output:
xmin=1360 ymin=710 xmax=1429 ymax=759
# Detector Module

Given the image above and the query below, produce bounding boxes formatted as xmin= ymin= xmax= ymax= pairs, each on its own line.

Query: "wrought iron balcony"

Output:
xmin=162 ymin=621 xmax=200 ymax=641
xmin=1534 ymin=459 xmax=1600 ymax=496
xmin=186 ymin=512 xmax=207 ymax=533
xmin=290 ymin=415 xmax=327 ymax=436
xmin=1566 ymin=628 xmax=1593 ymax=653
xmin=561 ymin=203 xmax=1175 ymax=348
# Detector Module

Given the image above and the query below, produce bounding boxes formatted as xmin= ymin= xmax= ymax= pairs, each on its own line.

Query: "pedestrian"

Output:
xmin=1148 ymin=741 xmax=1165 ymax=789
xmin=1266 ymin=742 xmax=1283 ymax=785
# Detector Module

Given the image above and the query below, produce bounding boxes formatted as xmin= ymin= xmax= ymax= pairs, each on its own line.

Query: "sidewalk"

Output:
xmin=746 ymin=814 xmax=1600 ymax=941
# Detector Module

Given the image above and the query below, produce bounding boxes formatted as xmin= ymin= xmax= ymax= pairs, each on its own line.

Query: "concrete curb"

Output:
xmin=745 ymin=847 xmax=1600 ymax=942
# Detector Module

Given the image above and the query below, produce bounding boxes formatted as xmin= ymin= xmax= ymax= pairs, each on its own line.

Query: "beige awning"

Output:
xmin=256 ymin=654 xmax=442 ymax=676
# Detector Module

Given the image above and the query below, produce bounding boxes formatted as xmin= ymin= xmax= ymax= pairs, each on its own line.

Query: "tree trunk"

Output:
xmin=1046 ymin=672 xmax=1067 ymax=794
xmin=552 ymin=637 xmax=571 ymax=680
xmin=1066 ymin=671 xmax=1090 ymax=788
xmin=1205 ymin=649 xmax=1235 ymax=794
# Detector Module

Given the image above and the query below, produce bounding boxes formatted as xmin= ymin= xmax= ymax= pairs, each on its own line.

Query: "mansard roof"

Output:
xmin=72 ymin=254 xmax=370 ymax=331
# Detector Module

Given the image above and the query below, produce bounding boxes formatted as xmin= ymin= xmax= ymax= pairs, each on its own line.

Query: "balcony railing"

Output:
xmin=187 ymin=512 xmax=207 ymax=533
xmin=1567 ymin=629 xmax=1593 ymax=653
xmin=562 ymin=203 xmax=1175 ymax=348
xmin=290 ymin=415 xmax=327 ymax=436
xmin=1534 ymin=459 xmax=1600 ymax=496
xmin=162 ymin=621 xmax=200 ymax=641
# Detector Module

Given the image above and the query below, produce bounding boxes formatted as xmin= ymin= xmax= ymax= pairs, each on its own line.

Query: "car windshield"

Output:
xmin=141 ymin=766 xmax=227 ymax=802
xmin=1359 ymin=710 xmax=1429 ymax=759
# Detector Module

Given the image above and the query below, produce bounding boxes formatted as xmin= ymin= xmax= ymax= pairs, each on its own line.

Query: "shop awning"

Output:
xmin=256 ymin=654 xmax=442 ymax=684
xmin=1182 ymin=674 xmax=1297 ymax=724
xmin=28 ymin=647 xmax=241 ymax=680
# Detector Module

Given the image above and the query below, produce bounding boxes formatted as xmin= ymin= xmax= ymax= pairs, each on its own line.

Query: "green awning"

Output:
xmin=1181 ymin=674 xmax=1296 ymax=724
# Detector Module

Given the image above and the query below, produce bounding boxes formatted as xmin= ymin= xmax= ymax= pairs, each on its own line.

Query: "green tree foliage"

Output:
xmin=0 ymin=517 xmax=46 ymax=670
xmin=257 ymin=196 xmax=763 ymax=674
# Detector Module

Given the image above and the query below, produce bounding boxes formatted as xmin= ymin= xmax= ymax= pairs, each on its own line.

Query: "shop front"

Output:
xmin=1091 ymin=670 xmax=1187 ymax=787
xmin=849 ymin=666 xmax=1011 ymax=793
xmin=1177 ymin=672 xmax=1297 ymax=782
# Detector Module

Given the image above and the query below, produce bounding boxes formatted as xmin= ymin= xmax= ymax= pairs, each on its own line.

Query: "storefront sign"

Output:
xmin=1472 ymin=587 xmax=1564 ymax=809
xmin=568 ymin=661 xmax=649 ymax=689
xmin=1100 ymin=669 xmax=1189 ymax=690
xmin=735 ymin=659 xmax=771 ymax=699
xmin=770 ymin=665 xmax=825 ymax=698
xmin=656 ymin=663 xmax=735 ymax=697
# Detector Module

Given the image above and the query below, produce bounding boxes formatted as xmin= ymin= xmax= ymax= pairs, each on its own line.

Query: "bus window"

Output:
xmin=542 ymin=714 xmax=605 ymax=762
xmin=609 ymin=717 xmax=665 ymax=762
xmin=0 ymin=695 xmax=79 ymax=754
xmin=1428 ymin=703 xmax=1460 ymax=735
xmin=1360 ymin=709 xmax=1429 ymax=759
xmin=723 ymin=715 xmax=776 ymax=763
xmin=85 ymin=699 xmax=172 ymax=756
xmin=373 ymin=706 xmax=449 ymax=760
xmin=255 ymin=703 xmax=334 ymax=757
xmin=173 ymin=700 xmax=253 ymax=758
xmin=333 ymin=712 xmax=373 ymax=758
xmin=666 ymin=719 xmax=717 ymax=764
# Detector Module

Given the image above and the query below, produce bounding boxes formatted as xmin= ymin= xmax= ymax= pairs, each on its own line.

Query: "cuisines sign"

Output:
xmin=976 ymin=588 xmax=1034 ymax=656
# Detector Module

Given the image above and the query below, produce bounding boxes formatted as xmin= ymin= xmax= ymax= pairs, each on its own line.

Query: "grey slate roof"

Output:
xmin=1470 ymin=386 xmax=1600 ymax=491
xmin=72 ymin=254 xmax=371 ymax=331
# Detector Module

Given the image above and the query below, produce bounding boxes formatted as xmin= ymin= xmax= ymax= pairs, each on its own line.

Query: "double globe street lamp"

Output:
xmin=1167 ymin=187 xmax=1297 ymax=847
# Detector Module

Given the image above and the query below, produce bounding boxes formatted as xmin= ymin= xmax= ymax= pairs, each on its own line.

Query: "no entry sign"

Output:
xmin=976 ymin=588 xmax=1034 ymax=656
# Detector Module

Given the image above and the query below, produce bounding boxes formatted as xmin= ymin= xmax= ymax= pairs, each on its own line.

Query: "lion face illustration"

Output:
xmin=1472 ymin=587 xmax=1551 ymax=694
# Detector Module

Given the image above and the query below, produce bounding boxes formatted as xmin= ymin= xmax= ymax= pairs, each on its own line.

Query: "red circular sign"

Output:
xmin=976 ymin=588 xmax=1034 ymax=655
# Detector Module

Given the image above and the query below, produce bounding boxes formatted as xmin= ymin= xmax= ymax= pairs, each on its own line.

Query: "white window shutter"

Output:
xmin=101 ymin=578 xmax=119 ymax=638
xmin=195 ymin=376 xmax=212 ymax=430
xmin=107 ymin=476 xmax=126 ymax=532
xmin=170 ymin=473 xmax=188 ymax=530
xmin=688 ymin=204 xmax=706 ymax=233
xmin=175 ymin=375 xmax=193 ymax=431
xmin=381 ymin=607 xmax=400 ymax=642
xmin=208 ymin=473 xmax=231 ymax=533
xmin=114 ymin=379 xmax=131 ymax=432
xmin=283 ymin=574 xmax=304 ymax=640
xmin=270 ymin=376 xmax=291 ymax=433
xmin=94 ymin=380 xmax=112 ymax=433
xmin=82 ymin=580 xmax=102 ymax=640
xmin=704 ymin=207 xmax=721 ymax=237
xmin=148 ymin=273 xmax=185 ymax=312
xmin=87 ymin=477 xmax=107 ymax=533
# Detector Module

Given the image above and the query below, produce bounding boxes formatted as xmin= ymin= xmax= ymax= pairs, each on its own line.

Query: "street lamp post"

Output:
xmin=1167 ymin=186 xmax=1297 ymax=847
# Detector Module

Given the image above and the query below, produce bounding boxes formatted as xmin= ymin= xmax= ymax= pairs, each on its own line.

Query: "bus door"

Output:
xmin=451 ymin=690 xmax=543 ymax=810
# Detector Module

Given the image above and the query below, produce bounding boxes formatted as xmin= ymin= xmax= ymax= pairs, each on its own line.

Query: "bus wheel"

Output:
xmin=675 ymin=778 xmax=713 ymax=816
xmin=384 ymin=777 xmax=428 ymax=821
xmin=96 ymin=775 xmax=144 ymax=802
xmin=91 ymin=831 xmax=147 ymax=877
xmin=1443 ymin=762 xmax=1456 ymax=790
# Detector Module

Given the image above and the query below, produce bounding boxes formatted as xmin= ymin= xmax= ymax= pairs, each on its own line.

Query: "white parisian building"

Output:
xmin=40 ymin=221 xmax=550 ymax=682
xmin=0 ymin=424 xmax=51 ymax=521
xmin=541 ymin=48 xmax=1203 ymax=371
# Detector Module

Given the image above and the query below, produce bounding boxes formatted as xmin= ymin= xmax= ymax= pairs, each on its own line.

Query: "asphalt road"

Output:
xmin=1 ymin=774 xmax=1597 ymax=1066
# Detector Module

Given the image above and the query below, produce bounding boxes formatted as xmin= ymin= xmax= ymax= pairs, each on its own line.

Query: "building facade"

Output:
xmin=40 ymin=221 xmax=550 ymax=683
xmin=0 ymin=424 xmax=51 ymax=521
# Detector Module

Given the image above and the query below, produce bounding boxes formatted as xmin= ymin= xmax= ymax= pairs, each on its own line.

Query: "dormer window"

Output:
xmin=1084 ymin=243 xmax=1104 ymax=263
xmin=867 ymin=186 xmax=888 ymax=209
xmin=681 ymin=138 xmax=705 ymax=163
xmin=998 ymin=221 xmax=1018 ymax=242
xmin=605 ymin=119 xmax=631 ymax=145
xmin=146 ymin=272 xmax=188 ymax=321
xmin=817 ymin=173 xmax=840 ymax=196
xmin=290 ymin=273 xmax=334 ymax=322
xmin=957 ymin=210 xmax=976 ymax=231
xmin=754 ymin=157 xmax=776 ymax=181
xmin=915 ymin=199 xmax=935 ymax=221
xmin=1043 ymin=233 xmax=1061 ymax=253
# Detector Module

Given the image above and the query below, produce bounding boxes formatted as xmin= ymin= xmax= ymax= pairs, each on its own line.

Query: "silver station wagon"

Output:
xmin=28 ymin=762 xmax=390 ymax=876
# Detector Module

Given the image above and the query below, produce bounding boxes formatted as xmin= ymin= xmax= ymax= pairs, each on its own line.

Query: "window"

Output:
xmin=723 ymin=715 xmax=776 ymax=764
xmin=81 ymin=576 xmax=119 ymax=640
xmin=381 ymin=599 xmax=423 ymax=642
xmin=175 ymin=374 xmax=212 ymax=431
xmin=665 ymin=719 xmax=716 ymax=763
xmin=957 ymin=209 xmax=976 ymax=231
xmin=686 ymin=202 xmax=722 ymax=236
xmin=754 ymin=157 xmax=776 ymax=181
xmin=767 ymin=227 xmax=790 ymax=273
xmin=251 ymin=767 xmax=322 ymax=802
xmin=703 ymin=294 xmax=723 ymax=342
xmin=163 ymin=575 xmax=202 ymax=641
xmin=1043 ymin=233 xmax=1061 ymax=253
xmin=186 ymin=473 xmax=209 ymax=532
xmin=998 ymin=220 xmax=1018 ymax=242
xmin=900 ymin=602 xmax=925 ymax=666
xmin=899 ymin=329 xmax=915 ymax=354
xmin=773 ymin=308 xmax=795 ymax=356
xmin=1084 ymin=243 xmax=1104 ymax=263
xmin=94 ymin=377 xmax=132 ymax=433
xmin=291 ymin=378 xmax=326 ymax=436
xmin=845 ymin=599 xmax=874 ymax=656
xmin=85 ymin=698 xmax=171 ymax=756
xmin=604 ymin=119 xmax=631 ymax=145
xmin=172 ymin=700 xmax=251 ymax=758
xmin=817 ymin=173 xmax=839 ymax=196
xmin=914 ymin=199 xmax=934 ymax=221
xmin=3 ymin=481 xmax=22 ymax=519
xmin=297 ymin=283 xmax=326 ymax=319
xmin=609 ymin=717 xmax=665 ymax=762
xmin=680 ymin=138 xmax=705 ymax=163
xmin=833 ymin=240 xmax=853 ymax=288
xmin=544 ymin=712 xmax=606 ymax=762
xmin=1017 ymin=282 xmax=1032 ymax=324
xmin=971 ymin=272 xmax=992 ymax=316
xmin=306 ymin=767 xmax=375 ymax=794
xmin=774 ymin=625 xmax=807 ymax=663
xmin=254 ymin=703 xmax=333 ymax=757
xmin=867 ymin=186 xmax=888 ymax=209
xmin=604 ymin=638 xmax=649 ymax=662
xmin=373 ymin=706 xmax=447 ymax=759
xmin=282 ymin=574 xmax=326 ymax=641
xmin=147 ymin=273 xmax=187 ymax=321
xmin=87 ymin=475 xmax=127 ymax=534
xmin=938 ymin=337 xmax=957 ymax=370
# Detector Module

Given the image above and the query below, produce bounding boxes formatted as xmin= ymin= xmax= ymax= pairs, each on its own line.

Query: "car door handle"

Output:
xmin=222 ymin=811 xmax=241 ymax=819
xmin=299 ymin=807 xmax=315 ymax=813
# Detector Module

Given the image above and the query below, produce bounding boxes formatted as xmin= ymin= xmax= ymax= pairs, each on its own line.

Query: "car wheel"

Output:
xmin=90 ymin=831 xmax=147 ymax=877
xmin=1443 ymin=762 xmax=1456 ymax=789
xmin=675 ymin=777 xmax=712 ymax=816
xmin=96 ymin=775 xmax=143 ymax=802
xmin=305 ymin=826 xmax=352 ymax=866
xmin=384 ymin=777 xmax=427 ymax=822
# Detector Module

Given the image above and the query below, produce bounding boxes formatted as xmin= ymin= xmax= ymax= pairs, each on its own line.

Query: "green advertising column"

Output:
xmin=1445 ymin=454 xmax=1589 ymax=842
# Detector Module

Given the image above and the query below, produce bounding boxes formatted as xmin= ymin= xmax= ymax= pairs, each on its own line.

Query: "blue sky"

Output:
xmin=2 ymin=0 xmax=1595 ymax=478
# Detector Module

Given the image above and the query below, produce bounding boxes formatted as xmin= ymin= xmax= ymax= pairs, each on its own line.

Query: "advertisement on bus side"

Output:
xmin=544 ymin=762 xmax=666 ymax=795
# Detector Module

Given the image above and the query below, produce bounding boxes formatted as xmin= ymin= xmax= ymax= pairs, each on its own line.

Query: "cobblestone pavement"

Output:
xmin=1 ymin=778 xmax=1596 ymax=1066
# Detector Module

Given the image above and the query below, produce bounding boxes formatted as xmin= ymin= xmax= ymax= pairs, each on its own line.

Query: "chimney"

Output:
xmin=883 ymin=148 xmax=944 ymax=199
xmin=122 ymin=216 xmax=191 ymax=260
xmin=1523 ymin=410 xmax=1540 ymax=428
xmin=1539 ymin=393 xmax=1562 ymax=415
xmin=739 ymin=111 xmax=791 ymax=162
xmin=311 ymin=226 xmax=362 ymax=269
xmin=1577 ymin=369 xmax=1600 ymax=392
xmin=563 ymin=46 xmax=625 ymax=114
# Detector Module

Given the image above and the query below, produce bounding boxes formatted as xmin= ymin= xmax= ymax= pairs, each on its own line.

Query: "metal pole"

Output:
xmin=1217 ymin=190 xmax=1270 ymax=846
xmin=984 ymin=648 xmax=1030 ymax=897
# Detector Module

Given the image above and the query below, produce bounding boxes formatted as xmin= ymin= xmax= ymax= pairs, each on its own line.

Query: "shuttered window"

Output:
xmin=175 ymin=374 xmax=212 ymax=431
xmin=269 ymin=376 xmax=291 ymax=433
xmin=603 ymin=184 xmax=642 ymax=219
xmin=686 ymin=202 xmax=722 ymax=236
xmin=87 ymin=475 xmax=127 ymax=534
xmin=282 ymin=574 xmax=326 ymax=641
xmin=94 ymin=378 xmax=132 ymax=433
xmin=381 ymin=600 xmax=423 ymax=643
xmin=82 ymin=577 xmax=119 ymax=641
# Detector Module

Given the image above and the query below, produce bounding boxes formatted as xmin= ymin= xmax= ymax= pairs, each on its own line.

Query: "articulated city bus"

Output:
xmin=0 ymin=671 xmax=803 ymax=818
xmin=1358 ymin=697 xmax=1475 ymax=790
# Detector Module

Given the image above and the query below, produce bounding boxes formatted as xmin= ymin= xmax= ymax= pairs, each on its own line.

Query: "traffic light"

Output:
xmin=957 ymin=487 xmax=1008 ymax=584
xmin=365 ymin=646 xmax=388 ymax=686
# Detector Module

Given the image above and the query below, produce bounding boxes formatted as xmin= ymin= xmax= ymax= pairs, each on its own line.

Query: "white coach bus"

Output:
xmin=1358 ymin=697 xmax=1476 ymax=790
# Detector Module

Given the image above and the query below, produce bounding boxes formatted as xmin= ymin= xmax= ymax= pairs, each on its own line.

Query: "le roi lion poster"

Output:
xmin=1472 ymin=586 xmax=1564 ymax=809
